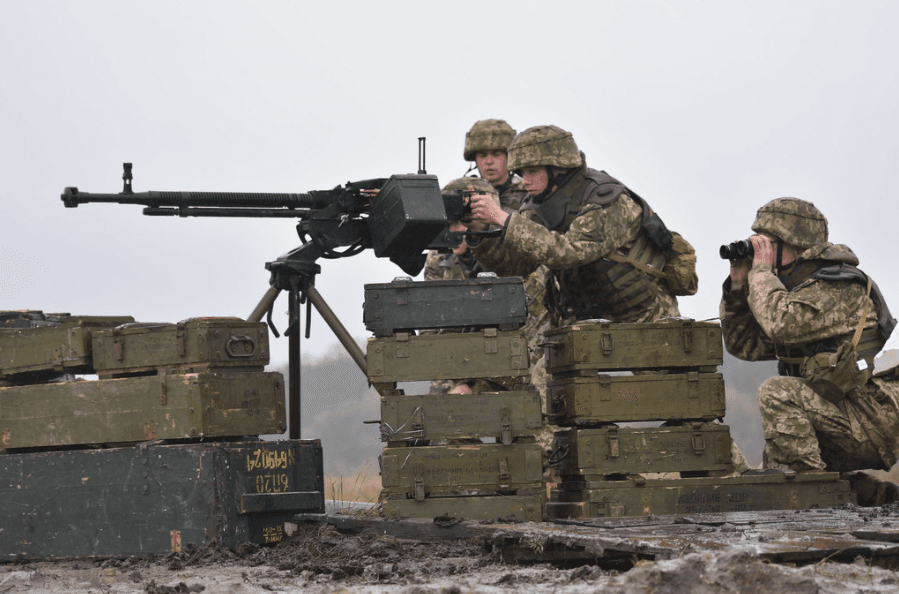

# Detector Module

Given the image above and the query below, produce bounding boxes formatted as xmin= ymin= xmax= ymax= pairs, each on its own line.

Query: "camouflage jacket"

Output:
xmin=720 ymin=243 xmax=881 ymax=367
xmin=471 ymin=167 xmax=679 ymax=324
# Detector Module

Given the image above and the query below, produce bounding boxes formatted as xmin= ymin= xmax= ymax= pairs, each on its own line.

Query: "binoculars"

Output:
xmin=719 ymin=239 xmax=754 ymax=260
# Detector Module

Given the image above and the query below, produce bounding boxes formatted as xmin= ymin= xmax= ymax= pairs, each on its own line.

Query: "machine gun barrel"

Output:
xmin=61 ymin=187 xmax=329 ymax=218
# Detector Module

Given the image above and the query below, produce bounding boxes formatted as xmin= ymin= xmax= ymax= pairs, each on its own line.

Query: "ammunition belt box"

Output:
xmin=380 ymin=391 xmax=542 ymax=444
xmin=0 ymin=370 xmax=285 ymax=450
xmin=367 ymin=329 xmax=529 ymax=384
xmin=0 ymin=439 xmax=324 ymax=559
xmin=380 ymin=442 xmax=544 ymax=498
xmin=382 ymin=492 xmax=544 ymax=522
xmin=551 ymin=424 xmax=733 ymax=477
xmin=548 ymin=372 xmax=725 ymax=425
xmin=544 ymin=319 xmax=723 ymax=374
xmin=545 ymin=472 xmax=852 ymax=518
xmin=363 ymin=277 xmax=528 ymax=336
xmin=92 ymin=317 xmax=269 ymax=375
xmin=0 ymin=315 xmax=135 ymax=381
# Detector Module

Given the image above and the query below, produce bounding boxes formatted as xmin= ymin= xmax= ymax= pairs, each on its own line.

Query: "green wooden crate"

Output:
xmin=546 ymin=472 xmax=853 ymax=518
xmin=367 ymin=328 xmax=529 ymax=383
xmin=552 ymin=424 xmax=733 ymax=477
xmin=380 ymin=390 xmax=543 ymax=444
xmin=544 ymin=319 xmax=723 ymax=374
xmin=383 ymin=492 xmax=544 ymax=522
xmin=91 ymin=317 xmax=269 ymax=375
xmin=548 ymin=372 xmax=725 ymax=425
xmin=0 ymin=370 xmax=285 ymax=450
xmin=380 ymin=442 xmax=544 ymax=498
xmin=0 ymin=315 xmax=134 ymax=380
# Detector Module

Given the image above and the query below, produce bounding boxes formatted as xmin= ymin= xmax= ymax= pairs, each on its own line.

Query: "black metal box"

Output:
xmin=363 ymin=277 xmax=528 ymax=336
xmin=368 ymin=174 xmax=447 ymax=260
xmin=0 ymin=439 xmax=324 ymax=559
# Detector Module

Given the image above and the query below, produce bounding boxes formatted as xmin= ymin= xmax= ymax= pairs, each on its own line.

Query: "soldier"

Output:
xmin=468 ymin=124 xmax=697 ymax=326
xmin=468 ymin=125 xmax=715 ymax=461
xmin=720 ymin=198 xmax=899 ymax=503
xmin=463 ymin=119 xmax=529 ymax=211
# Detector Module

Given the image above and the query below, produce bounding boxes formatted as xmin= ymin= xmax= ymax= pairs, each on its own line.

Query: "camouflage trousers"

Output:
xmin=759 ymin=376 xmax=899 ymax=472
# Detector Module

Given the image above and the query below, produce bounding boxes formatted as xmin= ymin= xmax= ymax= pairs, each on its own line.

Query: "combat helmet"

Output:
xmin=751 ymin=197 xmax=829 ymax=248
xmin=463 ymin=119 xmax=517 ymax=161
xmin=442 ymin=176 xmax=498 ymax=222
xmin=442 ymin=176 xmax=498 ymax=198
xmin=507 ymin=125 xmax=583 ymax=172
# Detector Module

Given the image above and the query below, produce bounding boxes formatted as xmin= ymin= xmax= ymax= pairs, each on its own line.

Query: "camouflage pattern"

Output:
xmin=463 ymin=119 xmax=517 ymax=161
xmin=507 ymin=125 xmax=583 ymax=172
xmin=720 ymin=240 xmax=899 ymax=472
xmin=751 ymin=197 xmax=829 ymax=248
xmin=472 ymin=189 xmax=681 ymax=326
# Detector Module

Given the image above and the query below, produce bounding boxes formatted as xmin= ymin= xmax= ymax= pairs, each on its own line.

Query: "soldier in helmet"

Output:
xmin=468 ymin=125 xmax=697 ymax=327
xmin=720 ymin=197 xmax=899 ymax=504
xmin=463 ymin=119 xmax=529 ymax=211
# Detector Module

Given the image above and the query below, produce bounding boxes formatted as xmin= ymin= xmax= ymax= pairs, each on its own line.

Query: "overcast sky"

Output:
xmin=2 ymin=0 xmax=898 ymax=374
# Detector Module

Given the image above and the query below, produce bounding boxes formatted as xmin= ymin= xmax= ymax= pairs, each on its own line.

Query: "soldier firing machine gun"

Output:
xmin=61 ymin=140 xmax=492 ymax=439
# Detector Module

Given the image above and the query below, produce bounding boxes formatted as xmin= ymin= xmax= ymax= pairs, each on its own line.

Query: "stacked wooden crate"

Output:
xmin=0 ymin=311 xmax=324 ymax=559
xmin=364 ymin=276 xmax=546 ymax=521
xmin=541 ymin=319 xmax=853 ymax=518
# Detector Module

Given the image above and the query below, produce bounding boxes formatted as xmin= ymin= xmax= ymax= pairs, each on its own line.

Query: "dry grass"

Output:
xmin=325 ymin=464 xmax=382 ymax=505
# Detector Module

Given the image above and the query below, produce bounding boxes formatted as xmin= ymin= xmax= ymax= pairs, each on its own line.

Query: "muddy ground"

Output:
xmin=4 ymin=520 xmax=899 ymax=594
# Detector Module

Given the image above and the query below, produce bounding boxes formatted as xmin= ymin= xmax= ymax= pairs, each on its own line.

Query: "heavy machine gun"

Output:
xmin=61 ymin=146 xmax=491 ymax=438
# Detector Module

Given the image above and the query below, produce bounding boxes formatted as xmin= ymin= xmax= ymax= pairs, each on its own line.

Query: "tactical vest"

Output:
xmin=774 ymin=260 xmax=896 ymax=377
xmin=520 ymin=167 xmax=671 ymax=322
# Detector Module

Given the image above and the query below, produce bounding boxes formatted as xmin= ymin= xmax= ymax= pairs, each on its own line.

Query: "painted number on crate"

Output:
xmin=246 ymin=448 xmax=296 ymax=471
xmin=255 ymin=473 xmax=291 ymax=493
xmin=261 ymin=525 xmax=284 ymax=544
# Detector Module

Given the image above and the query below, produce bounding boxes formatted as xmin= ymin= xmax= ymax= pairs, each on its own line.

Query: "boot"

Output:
xmin=842 ymin=471 xmax=899 ymax=506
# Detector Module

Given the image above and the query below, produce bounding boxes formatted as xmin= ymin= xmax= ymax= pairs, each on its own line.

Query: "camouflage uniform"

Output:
xmin=720 ymin=198 xmax=899 ymax=473
xmin=471 ymin=126 xmax=685 ymax=327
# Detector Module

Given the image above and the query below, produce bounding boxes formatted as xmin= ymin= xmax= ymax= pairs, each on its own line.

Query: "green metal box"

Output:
xmin=379 ymin=390 xmax=543 ymax=444
xmin=0 ymin=439 xmax=324 ymax=559
xmin=91 ymin=317 xmax=269 ymax=376
xmin=0 ymin=314 xmax=134 ymax=382
xmin=545 ymin=472 xmax=853 ymax=518
xmin=380 ymin=442 xmax=545 ymax=498
xmin=548 ymin=372 xmax=726 ymax=425
xmin=366 ymin=329 xmax=529 ymax=384
xmin=0 ymin=370 xmax=285 ymax=450
xmin=544 ymin=319 xmax=723 ymax=374
xmin=382 ymin=492 xmax=544 ymax=522
xmin=363 ymin=277 xmax=527 ymax=336
xmin=552 ymin=424 xmax=733 ymax=477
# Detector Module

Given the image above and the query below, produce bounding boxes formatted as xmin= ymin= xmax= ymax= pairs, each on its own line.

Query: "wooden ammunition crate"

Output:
xmin=363 ymin=277 xmax=528 ymax=336
xmin=544 ymin=319 xmax=723 ymax=374
xmin=380 ymin=442 xmax=544 ymax=498
xmin=548 ymin=372 xmax=725 ymax=425
xmin=367 ymin=329 xmax=529 ymax=384
xmin=545 ymin=472 xmax=853 ymax=518
xmin=380 ymin=390 xmax=542 ymax=444
xmin=382 ymin=492 xmax=544 ymax=522
xmin=0 ymin=371 xmax=285 ymax=450
xmin=91 ymin=317 xmax=269 ymax=375
xmin=0 ymin=315 xmax=134 ymax=381
xmin=552 ymin=424 xmax=733 ymax=477
xmin=0 ymin=439 xmax=324 ymax=559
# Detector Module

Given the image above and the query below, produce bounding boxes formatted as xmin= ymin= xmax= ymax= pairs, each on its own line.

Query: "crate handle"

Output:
xmin=226 ymin=334 xmax=258 ymax=358
xmin=601 ymin=332 xmax=615 ymax=355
